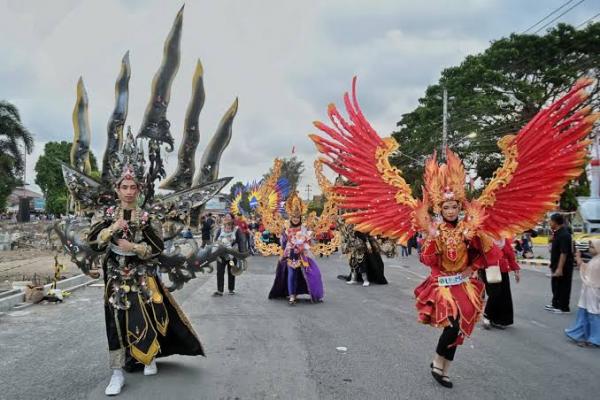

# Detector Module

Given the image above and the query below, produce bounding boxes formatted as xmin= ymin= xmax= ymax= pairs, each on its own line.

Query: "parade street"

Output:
xmin=0 ymin=253 xmax=598 ymax=400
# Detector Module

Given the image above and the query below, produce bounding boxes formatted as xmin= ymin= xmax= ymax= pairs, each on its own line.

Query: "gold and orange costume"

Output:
xmin=311 ymin=77 xmax=597 ymax=345
xmin=254 ymin=158 xmax=341 ymax=258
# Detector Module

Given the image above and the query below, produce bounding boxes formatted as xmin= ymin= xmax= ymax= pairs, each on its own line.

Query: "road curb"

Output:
xmin=0 ymin=274 xmax=98 ymax=312
xmin=518 ymin=258 xmax=550 ymax=267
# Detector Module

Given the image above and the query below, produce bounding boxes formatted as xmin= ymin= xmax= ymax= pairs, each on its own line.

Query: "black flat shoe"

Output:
xmin=490 ymin=322 xmax=507 ymax=330
xmin=430 ymin=363 xmax=453 ymax=389
xmin=441 ymin=376 xmax=453 ymax=388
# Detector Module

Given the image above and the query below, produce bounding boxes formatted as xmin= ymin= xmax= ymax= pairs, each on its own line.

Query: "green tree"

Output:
xmin=0 ymin=155 xmax=21 ymax=211
xmin=392 ymin=23 xmax=600 ymax=204
xmin=34 ymin=141 xmax=98 ymax=215
xmin=263 ymin=156 xmax=305 ymax=190
xmin=560 ymin=172 xmax=591 ymax=211
xmin=307 ymin=195 xmax=325 ymax=216
xmin=0 ymin=101 xmax=33 ymax=210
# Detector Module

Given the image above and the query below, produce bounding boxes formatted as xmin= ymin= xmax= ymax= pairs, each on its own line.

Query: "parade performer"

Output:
xmin=88 ymin=161 xmax=204 ymax=396
xmin=254 ymin=158 xmax=339 ymax=258
xmin=481 ymin=237 xmax=521 ymax=329
xmin=268 ymin=192 xmax=324 ymax=304
xmin=339 ymin=224 xmax=388 ymax=286
xmin=52 ymin=6 xmax=254 ymax=397
xmin=311 ymin=77 xmax=596 ymax=388
xmin=213 ymin=214 xmax=247 ymax=296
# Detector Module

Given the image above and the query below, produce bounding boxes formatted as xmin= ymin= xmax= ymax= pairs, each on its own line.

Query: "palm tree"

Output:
xmin=0 ymin=100 xmax=33 ymax=178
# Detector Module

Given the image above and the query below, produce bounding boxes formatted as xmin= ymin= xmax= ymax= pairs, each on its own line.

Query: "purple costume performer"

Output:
xmin=269 ymin=224 xmax=324 ymax=303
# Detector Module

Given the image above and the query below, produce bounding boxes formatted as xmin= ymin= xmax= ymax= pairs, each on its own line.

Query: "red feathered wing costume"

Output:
xmin=311 ymin=77 xmax=597 ymax=344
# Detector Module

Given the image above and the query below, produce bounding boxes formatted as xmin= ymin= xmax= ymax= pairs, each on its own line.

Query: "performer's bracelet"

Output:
xmin=133 ymin=243 xmax=152 ymax=259
xmin=99 ymin=228 xmax=114 ymax=243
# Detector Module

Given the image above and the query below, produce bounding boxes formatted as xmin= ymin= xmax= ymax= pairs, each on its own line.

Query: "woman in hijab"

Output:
xmin=565 ymin=239 xmax=600 ymax=347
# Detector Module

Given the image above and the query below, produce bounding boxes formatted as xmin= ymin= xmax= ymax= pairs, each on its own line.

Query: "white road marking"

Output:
xmin=529 ymin=319 xmax=550 ymax=329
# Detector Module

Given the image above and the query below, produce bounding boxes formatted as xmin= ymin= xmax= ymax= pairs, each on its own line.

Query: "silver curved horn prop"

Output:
xmin=160 ymin=243 xmax=249 ymax=291
xmin=192 ymin=98 xmax=239 ymax=186
xmin=102 ymin=51 xmax=130 ymax=184
xmin=160 ymin=59 xmax=205 ymax=191
xmin=51 ymin=219 xmax=102 ymax=275
xmin=136 ymin=5 xmax=183 ymax=151
xmin=71 ymin=77 xmax=92 ymax=174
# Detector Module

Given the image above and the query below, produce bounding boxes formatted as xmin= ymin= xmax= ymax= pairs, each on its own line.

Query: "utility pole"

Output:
xmin=441 ymin=87 xmax=448 ymax=161
xmin=305 ymin=184 xmax=312 ymax=201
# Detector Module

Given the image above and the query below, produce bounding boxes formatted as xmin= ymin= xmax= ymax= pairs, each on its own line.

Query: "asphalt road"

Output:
xmin=0 ymin=253 xmax=598 ymax=400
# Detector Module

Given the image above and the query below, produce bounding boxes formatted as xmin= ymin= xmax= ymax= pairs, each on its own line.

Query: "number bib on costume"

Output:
xmin=437 ymin=274 xmax=465 ymax=287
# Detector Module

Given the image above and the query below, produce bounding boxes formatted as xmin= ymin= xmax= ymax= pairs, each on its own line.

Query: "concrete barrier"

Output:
xmin=0 ymin=273 xmax=98 ymax=312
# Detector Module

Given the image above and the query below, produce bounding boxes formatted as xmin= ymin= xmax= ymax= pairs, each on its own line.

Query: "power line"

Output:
xmin=522 ymin=0 xmax=575 ymax=33
xmin=395 ymin=10 xmax=598 ymax=133
xmin=406 ymin=35 xmax=598 ymax=132
xmin=397 ymin=55 xmax=598 ymax=141
xmin=577 ymin=11 xmax=600 ymax=27
xmin=392 ymin=10 xmax=599 ymax=160
xmin=399 ymin=74 xmax=598 ymax=158
xmin=394 ymin=150 xmax=424 ymax=164
xmin=534 ymin=0 xmax=587 ymax=34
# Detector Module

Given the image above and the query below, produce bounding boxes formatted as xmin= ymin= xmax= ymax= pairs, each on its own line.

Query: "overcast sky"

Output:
xmin=1 ymin=0 xmax=596 ymax=197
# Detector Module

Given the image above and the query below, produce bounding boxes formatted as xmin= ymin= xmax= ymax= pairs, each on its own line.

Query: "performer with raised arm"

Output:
xmin=311 ymin=77 xmax=596 ymax=388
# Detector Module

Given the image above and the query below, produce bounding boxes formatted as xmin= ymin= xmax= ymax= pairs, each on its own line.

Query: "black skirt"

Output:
xmin=340 ymin=252 xmax=388 ymax=284
xmin=482 ymin=271 xmax=514 ymax=326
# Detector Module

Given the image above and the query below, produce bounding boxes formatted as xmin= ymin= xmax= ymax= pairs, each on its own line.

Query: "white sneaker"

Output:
xmin=144 ymin=359 xmax=158 ymax=376
xmin=105 ymin=369 xmax=125 ymax=396
xmin=482 ymin=317 xmax=491 ymax=330
xmin=362 ymin=281 xmax=370 ymax=287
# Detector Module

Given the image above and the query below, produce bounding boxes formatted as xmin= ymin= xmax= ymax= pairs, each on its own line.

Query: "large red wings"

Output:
xmin=479 ymin=79 xmax=597 ymax=238
xmin=310 ymin=77 xmax=417 ymax=243
xmin=310 ymin=77 xmax=597 ymax=242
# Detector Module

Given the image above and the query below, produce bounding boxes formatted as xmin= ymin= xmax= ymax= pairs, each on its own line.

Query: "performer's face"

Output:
xmin=117 ymin=178 xmax=139 ymax=205
xmin=441 ymin=201 xmax=459 ymax=222
xmin=291 ymin=215 xmax=301 ymax=225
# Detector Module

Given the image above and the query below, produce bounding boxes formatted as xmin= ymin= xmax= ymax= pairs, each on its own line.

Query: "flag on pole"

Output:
xmin=291 ymin=145 xmax=296 ymax=154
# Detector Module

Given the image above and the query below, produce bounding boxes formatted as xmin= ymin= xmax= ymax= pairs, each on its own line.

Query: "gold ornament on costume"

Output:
xmin=255 ymin=158 xmax=286 ymax=235
xmin=375 ymin=137 xmax=417 ymax=208
xmin=253 ymin=232 xmax=283 ymax=256
xmin=424 ymin=149 xmax=467 ymax=214
xmin=308 ymin=159 xmax=341 ymax=256
xmin=285 ymin=191 xmax=307 ymax=218
xmin=477 ymin=135 xmax=518 ymax=207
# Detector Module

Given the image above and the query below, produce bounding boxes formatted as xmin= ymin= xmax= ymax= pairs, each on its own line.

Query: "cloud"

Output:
xmin=1 ymin=0 xmax=596 ymax=197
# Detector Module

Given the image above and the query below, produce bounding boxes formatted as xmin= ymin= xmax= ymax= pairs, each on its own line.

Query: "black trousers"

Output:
xmin=436 ymin=317 xmax=460 ymax=361
xmin=217 ymin=259 xmax=236 ymax=293
xmin=551 ymin=266 xmax=573 ymax=312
